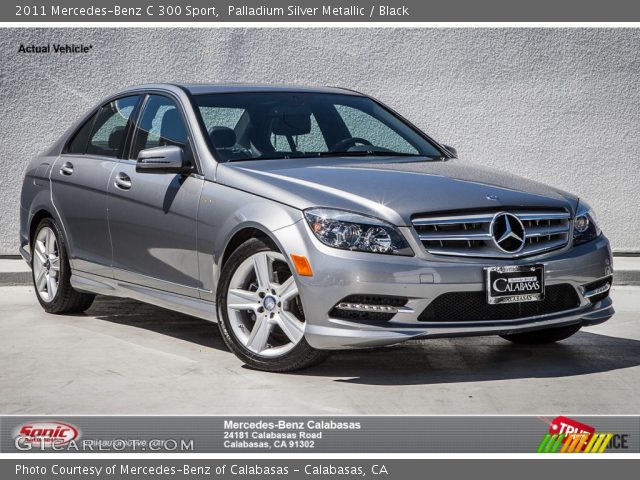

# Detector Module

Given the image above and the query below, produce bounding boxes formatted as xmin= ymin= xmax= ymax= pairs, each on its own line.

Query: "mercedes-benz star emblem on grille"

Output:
xmin=490 ymin=212 xmax=526 ymax=253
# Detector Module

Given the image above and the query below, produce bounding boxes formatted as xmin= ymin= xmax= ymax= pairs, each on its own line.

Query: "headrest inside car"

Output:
xmin=209 ymin=126 xmax=236 ymax=149
xmin=270 ymin=105 xmax=312 ymax=136
xmin=160 ymin=108 xmax=187 ymax=145
xmin=108 ymin=126 xmax=125 ymax=150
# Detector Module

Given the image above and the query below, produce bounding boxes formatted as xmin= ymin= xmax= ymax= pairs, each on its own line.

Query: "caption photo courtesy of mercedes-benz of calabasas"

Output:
xmin=1 ymin=27 xmax=639 ymax=416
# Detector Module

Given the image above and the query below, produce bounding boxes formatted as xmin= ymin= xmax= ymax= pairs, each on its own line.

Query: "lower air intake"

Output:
xmin=418 ymin=284 xmax=580 ymax=322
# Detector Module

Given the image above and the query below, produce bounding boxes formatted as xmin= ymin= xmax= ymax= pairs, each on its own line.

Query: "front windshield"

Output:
xmin=193 ymin=91 xmax=444 ymax=162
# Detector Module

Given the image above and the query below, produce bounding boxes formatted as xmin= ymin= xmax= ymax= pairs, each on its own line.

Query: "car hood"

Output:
xmin=216 ymin=157 xmax=578 ymax=226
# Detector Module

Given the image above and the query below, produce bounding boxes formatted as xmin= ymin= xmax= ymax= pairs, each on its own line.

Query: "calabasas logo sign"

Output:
xmin=15 ymin=421 xmax=80 ymax=448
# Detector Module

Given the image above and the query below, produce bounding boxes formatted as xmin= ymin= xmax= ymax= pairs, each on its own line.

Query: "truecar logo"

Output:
xmin=537 ymin=416 xmax=628 ymax=453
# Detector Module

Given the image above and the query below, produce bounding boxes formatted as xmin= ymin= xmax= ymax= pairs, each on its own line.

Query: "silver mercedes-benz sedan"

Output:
xmin=19 ymin=84 xmax=614 ymax=371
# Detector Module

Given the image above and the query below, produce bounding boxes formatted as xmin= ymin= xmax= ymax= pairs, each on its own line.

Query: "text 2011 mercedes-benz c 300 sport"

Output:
xmin=20 ymin=84 xmax=614 ymax=371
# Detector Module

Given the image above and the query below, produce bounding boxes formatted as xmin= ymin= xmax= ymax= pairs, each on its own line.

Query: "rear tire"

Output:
xmin=217 ymin=238 xmax=328 ymax=372
xmin=31 ymin=218 xmax=95 ymax=314
xmin=500 ymin=324 xmax=581 ymax=344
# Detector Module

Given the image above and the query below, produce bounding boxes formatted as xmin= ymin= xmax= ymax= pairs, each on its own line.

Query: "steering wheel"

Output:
xmin=332 ymin=137 xmax=372 ymax=152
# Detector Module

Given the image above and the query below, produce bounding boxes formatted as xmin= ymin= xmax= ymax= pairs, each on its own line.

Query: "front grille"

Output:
xmin=329 ymin=294 xmax=408 ymax=322
xmin=418 ymin=284 xmax=580 ymax=322
xmin=412 ymin=209 xmax=571 ymax=258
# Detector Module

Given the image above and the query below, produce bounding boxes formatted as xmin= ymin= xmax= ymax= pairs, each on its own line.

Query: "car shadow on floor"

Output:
xmin=86 ymin=295 xmax=229 ymax=352
xmin=310 ymin=331 xmax=640 ymax=385
xmin=86 ymin=296 xmax=640 ymax=386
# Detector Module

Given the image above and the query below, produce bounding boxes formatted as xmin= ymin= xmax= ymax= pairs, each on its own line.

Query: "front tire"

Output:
xmin=500 ymin=324 xmax=581 ymax=344
xmin=217 ymin=238 xmax=328 ymax=372
xmin=31 ymin=218 xmax=95 ymax=314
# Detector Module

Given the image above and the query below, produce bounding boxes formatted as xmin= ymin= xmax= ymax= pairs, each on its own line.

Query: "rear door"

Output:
xmin=51 ymin=95 xmax=140 ymax=277
xmin=107 ymin=93 xmax=203 ymax=297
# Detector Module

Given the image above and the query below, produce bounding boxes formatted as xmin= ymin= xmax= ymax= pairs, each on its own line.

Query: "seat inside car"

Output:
xmin=270 ymin=107 xmax=312 ymax=153
xmin=209 ymin=126 xmax=247 ymax=161
xmin=159 ymin=108 xmax=187 ymax=148
xmin=108 ymin=126 xmax=125 ymax=157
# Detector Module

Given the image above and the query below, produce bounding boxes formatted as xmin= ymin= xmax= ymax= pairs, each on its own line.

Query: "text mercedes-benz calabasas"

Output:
xmin=20 ymin=84 xmax=614 ymax=371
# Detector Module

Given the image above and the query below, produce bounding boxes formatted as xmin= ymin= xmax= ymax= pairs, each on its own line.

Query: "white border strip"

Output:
xmin=2 ymin=453 xmax=640 ymax=459
xmin=2 ymin=22 xmax=640 ymax=28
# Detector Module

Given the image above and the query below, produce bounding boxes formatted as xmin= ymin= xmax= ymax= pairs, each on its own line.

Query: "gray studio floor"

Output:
xmin=0 ymin=285 xmax=638 ymax=415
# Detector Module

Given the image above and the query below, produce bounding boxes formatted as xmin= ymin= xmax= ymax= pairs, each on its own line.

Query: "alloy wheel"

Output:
xmin=226 ymin=251 xmax=305 ymax=357
xmin=33 ymin=226 xmax=60 ymax=302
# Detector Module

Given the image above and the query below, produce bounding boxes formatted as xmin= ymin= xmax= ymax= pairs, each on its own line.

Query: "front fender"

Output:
xmin=197 ymin=181 xmax=304 ymax=300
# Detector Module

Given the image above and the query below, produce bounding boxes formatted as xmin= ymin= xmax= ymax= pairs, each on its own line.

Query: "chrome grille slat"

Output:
xmin=418 ymin=232 xmax=492 ymax=241
xmin=413 ymin=210 xmax=571 ymax=259
xmin=412 ymin=215 xmax=495 ymax=225
xmin=516 ymin=212 xmax=571 ymax=221
xmin=524 ymin=224 xmax=570 ymax=238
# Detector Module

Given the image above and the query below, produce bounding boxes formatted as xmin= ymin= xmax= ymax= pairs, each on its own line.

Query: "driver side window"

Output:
xmin=335 ymin=105 xmax=418 ymax=154
xmin=130 ymin=95 xmax=189 ymax=159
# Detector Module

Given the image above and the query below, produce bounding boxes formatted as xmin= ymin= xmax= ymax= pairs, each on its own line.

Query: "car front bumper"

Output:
xmin=276 ymin=220 xmax=615 ymax=350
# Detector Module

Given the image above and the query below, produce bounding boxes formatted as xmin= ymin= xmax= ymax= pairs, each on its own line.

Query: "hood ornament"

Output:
xmin=486 ymin=194 xmax=499 ymax=201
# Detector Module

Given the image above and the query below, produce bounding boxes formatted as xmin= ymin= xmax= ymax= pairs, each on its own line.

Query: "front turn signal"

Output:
xmin=290 ymin=254 xmax=313 ymax=277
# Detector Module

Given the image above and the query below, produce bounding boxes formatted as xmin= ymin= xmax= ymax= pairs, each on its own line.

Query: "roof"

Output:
xmin=123 ymin=83 xmax=364 ymax=96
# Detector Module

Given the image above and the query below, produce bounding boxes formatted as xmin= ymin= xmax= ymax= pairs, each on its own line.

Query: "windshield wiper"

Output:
xmin=228 ymin=154 xmax=309 ymax=162
xmin=227 ymin=151 xmax=430 ymax=162
xmin=317 ymin=151 xmax=421 ymax=157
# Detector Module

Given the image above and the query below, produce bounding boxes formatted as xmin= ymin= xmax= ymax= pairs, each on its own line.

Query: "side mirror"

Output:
xmin=442 ymin=144 xmax=458 ymax=157
xmin=136 ymin=146 xmax=191 ymax=174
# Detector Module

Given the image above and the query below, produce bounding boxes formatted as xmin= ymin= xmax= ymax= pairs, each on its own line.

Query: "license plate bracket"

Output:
xmin=485 ymin=264 xmax=545 ymax=305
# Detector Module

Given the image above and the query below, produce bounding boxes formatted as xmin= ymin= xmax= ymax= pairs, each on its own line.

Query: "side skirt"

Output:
xmin=70 ymin=272 xmax=218 ymax=322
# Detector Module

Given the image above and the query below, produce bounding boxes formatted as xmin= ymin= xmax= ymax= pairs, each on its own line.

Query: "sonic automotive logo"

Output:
xmin=14 ymin=421 xmax=80 ymax=449
xmin=537 ymin=416 xmax=628 ymax=453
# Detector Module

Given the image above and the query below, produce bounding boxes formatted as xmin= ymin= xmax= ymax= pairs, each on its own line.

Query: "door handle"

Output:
xmin=114 ymin=172 xmax=132 ymax=190
xmin=60 ymin=162 xmax=74 ymax=176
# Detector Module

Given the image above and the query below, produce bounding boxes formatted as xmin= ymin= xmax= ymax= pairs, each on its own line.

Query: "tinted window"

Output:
xmin=66 ymin=112 xmax=96 ymax=154
xmin=193 ymin=92 xmax=443 ymax=162
xmin=86 ymin=96 xmax=139 ymax=158
xmin=130 ymin=95 xmax=188 ymax=159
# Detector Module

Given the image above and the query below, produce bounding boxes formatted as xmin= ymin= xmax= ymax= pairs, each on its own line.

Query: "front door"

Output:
xmin=107 ymin=94 xmax=203 ymax=297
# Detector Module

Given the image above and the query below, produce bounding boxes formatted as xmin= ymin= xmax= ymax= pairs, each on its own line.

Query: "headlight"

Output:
xmin=573 ymin=200 xmax=601 ymax=246
xmin=304 ymin=208 xmax=413 ymax=256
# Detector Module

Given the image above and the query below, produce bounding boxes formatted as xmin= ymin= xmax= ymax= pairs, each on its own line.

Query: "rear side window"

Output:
xmin=85 ymin=96 xmax=139 ymax=158
xmin=130 ymin=95 xmax=189 ymax=159
xmin=66 ymin=113 xmax=96 ymax=154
